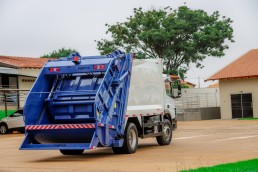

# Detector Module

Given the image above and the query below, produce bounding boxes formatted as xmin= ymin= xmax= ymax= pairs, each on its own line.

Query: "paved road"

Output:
xmin=0 ymin=120 xmax=258 ymax=172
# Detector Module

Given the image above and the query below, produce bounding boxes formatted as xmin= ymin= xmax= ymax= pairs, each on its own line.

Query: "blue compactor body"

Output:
xmin=20 ymin=51 xmax=133 ymax=153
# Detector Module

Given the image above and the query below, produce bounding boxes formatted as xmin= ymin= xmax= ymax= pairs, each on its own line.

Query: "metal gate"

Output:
xmin=231 ymin=93 xmax=253 ymax=118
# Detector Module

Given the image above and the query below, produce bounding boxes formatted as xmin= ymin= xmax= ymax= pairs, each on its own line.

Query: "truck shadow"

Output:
xmin=30 ymin=143 xmax=158 ymax=163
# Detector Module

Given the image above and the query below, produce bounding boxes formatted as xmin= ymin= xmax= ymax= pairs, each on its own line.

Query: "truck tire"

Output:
xmin=60 ymin=149 xmax=84 ymax=155
xmin=0 ymin=123 xmax=8 ymax=134
xmin=156 ymin=119 xmax=172 ymax=146
xmin=112 ymin=122 xmax=138 ymax=154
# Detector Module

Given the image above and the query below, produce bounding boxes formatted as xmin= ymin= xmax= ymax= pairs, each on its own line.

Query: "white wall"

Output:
xmin=18 ymin=68 xmax=41 ymax=77
xmin=181 ymin=88 xmax=220 ymax=108
xmin=18 ymin=76 xmax=36 ymax=107
xmin=220 ymin=78 xmax=258 ymax=119
xmin=9 ymin=76 xmax=17 ymax=88
xmin=18 ymin=68 xmax=40 ymax=107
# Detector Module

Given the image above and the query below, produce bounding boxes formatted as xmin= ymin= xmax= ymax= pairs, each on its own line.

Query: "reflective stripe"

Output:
xmin=26 ymin=123 xmax=95 ymax=130
xmin=126 ymin=112 xmax=165 ymax=117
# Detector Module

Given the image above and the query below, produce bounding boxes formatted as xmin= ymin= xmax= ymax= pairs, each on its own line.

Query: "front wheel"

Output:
xmin=112 ymin=122 xmax=138 ymax=154
xmin=156 ymin=119 xmax=172 ymax=146
xmin=0 ymin=123 xmax=8 ymax=134
xmin=60 ymin=149 xmax=84 ymax=155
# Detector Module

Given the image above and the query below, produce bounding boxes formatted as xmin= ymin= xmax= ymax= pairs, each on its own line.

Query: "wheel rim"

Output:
xmin=163 ymin=124 xmax=171 ymax=141
xmin=128 ymin=128 xmax=137 ymax=149
xmin=0 ymin=125 xmax=7 ymax=134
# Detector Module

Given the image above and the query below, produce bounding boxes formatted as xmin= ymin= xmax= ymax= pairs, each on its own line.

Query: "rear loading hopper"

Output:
xmin=20 ymin=51 xmax=133 ymax=152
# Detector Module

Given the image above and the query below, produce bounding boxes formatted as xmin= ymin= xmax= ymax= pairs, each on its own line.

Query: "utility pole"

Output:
xmin=198 ymin=76 xmax=201 ymax=88
xmin=4 ymin=92 xmax=7 ymax=117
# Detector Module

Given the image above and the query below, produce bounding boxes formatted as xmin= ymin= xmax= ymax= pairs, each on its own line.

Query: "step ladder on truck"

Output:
xmin=20 ymin=50 xmax=180 ymax=154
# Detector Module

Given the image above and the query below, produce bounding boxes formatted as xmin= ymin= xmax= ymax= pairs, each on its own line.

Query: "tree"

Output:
xmin=96 ymin=5 xmax=234 ymax=77
xmin=41 ymin=47 xmax=78 ymax=58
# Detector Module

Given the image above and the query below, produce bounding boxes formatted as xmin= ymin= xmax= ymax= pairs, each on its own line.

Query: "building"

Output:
xmin=0 ymin=55 xmax=49 ymax=107
xmin=181 ymin=80 xmax=196 ymax=88
xmin=208 ymin=82 xmax=219 ymax=88
xmin=207 ymin=49 xmax=258 ymax=119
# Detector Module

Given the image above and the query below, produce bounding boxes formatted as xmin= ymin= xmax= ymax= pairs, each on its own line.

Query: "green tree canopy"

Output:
xmin=96 ymin=5 xmax=234 ymax=76
xmin=41 ymin=47 xmax=78 ymax=58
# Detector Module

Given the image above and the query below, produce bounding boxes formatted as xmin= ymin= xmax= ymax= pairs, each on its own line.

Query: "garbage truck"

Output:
xmin=20 ymin=50 xmax=180 ymax=154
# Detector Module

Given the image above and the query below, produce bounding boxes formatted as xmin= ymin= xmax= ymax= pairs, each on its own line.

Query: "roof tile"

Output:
xmin=207 ymin=49 xmax=258 ymax=80
xmin=0 ymin=55 xmax=50 ymax=68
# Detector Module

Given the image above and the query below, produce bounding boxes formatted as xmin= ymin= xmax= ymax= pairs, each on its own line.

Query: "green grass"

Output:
xmin=239 ymin=118 xmax=258 ymax=120
xmin=181 ymin=159 xmax=258 ymax=172
xmin=0 ymin=110 xmax=16 ymax=120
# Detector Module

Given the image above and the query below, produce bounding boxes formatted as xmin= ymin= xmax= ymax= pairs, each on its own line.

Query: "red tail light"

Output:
xmin=49 ymin=67 xmax=60 ymax=72
xmin=73 ymin=56 xmax=79 ymax=61
xmin=93 ymin=65 xmax=105 ymax=69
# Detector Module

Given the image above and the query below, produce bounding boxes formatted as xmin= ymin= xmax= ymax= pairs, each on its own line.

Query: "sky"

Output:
xmin=0 ymin=0 xmax=258 ymax=87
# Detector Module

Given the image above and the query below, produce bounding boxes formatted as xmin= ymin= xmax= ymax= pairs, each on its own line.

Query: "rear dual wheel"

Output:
xmin=112 ymin=122 xmax=138 ymax=154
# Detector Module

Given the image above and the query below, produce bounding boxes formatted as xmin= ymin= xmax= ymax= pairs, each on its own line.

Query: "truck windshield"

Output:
xmin=59 ymin=73 xmax=104 ymax=92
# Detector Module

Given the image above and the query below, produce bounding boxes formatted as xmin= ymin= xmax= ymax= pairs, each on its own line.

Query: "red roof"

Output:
xmin=0 ymin=55 xmax=50 ymax=68
xmin=181 ymin=80 xmax=196 ymax=87
xmin=207 ymin=49 xmax=258 ymax=80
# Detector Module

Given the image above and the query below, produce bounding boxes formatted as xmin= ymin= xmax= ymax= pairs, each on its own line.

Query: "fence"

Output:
xmin=0 ymin=89 xmax=29 ymax=117
xmin=175 ymin=93 xmax=220 ymax=115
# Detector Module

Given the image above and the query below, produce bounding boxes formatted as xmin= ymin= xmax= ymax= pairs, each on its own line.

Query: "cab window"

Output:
xmin=165 ymin=80 xmax=172 ymax=96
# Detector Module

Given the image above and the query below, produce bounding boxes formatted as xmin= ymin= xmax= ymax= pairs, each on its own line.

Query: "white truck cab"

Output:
xmin=120 ymin=58 xmax=180 ymax=153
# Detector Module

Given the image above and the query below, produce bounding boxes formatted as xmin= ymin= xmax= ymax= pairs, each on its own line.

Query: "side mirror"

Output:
xmin=177 ymin=81 xmax=182 ymax=97
xmin=170 ymin=80 xmax=182 ymax=98
xmin=165 ymin=78 xmax=182 ymax=98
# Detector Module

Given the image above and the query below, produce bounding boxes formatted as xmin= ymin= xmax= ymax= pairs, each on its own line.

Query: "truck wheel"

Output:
xmin=112 ymin=122 xmax=138 ymax=154
xmin=0 ymin=123 xmax=8 ymax=134
xmin=156 ymin=119 xmax=172 ymax=146
xmin=60 ymin=150 xmax=84 ymax=155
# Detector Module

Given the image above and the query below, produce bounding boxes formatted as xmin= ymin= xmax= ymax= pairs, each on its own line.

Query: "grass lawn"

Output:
xmin=181 ymin=159 xmax=258 ymax=172
xmin=0 ymin=110 xmax=16 ymax=120
xmin=239 ymin=118 xmax=258 ymax=120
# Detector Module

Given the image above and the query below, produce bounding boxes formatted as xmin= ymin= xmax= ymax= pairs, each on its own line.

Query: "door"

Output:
xmin=231 ymin=93 xmax=253 ymax=118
